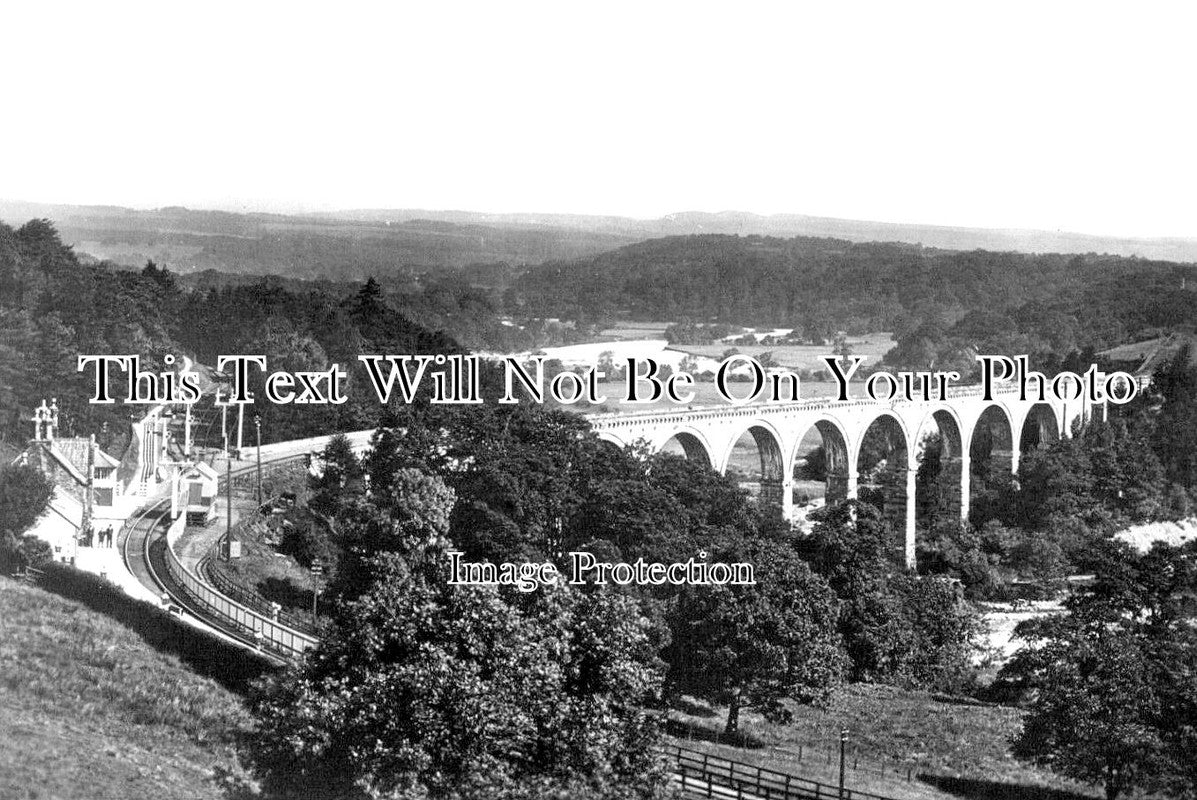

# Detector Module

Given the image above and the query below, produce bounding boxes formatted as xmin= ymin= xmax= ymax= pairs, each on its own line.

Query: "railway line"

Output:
xmin=117 ymin=497 xmax=172 ymax=598
xmin=118 ymin=451 xmax=317 ymax=663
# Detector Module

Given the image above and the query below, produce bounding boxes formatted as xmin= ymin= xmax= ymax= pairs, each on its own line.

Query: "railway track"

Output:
xmin=118 ymin=497 xmax=172 ymax=596
xmin=118 ymin=452 xmax=316 ymax=663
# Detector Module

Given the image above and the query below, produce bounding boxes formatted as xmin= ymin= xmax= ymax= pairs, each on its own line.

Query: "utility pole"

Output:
xmin=254 ymin=414 xmax=263 ymax=505
xmin=310 ymin=560 xmax=324 ymax=619
xmin=839 ymin=728 xmax=848 ymax=800
xmin=225 ymin=455 xmax=234 ymax=560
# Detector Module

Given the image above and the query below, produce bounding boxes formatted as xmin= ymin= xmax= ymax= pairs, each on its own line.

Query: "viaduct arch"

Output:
xmin=587 ymin=384 xmax=1105 ymax=568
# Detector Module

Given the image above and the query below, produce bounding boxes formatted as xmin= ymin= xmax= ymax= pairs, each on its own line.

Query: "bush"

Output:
xmin=0 ymin=463 xmax=54 ymax=536
xmin=279 ymin=521 xmax=335 ymax=570
xmin=0 ymin=531 xmax=52 ymax=574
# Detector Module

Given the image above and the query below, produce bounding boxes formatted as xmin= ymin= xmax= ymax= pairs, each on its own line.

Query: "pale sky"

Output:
xmin=3 ymin=1 xmax=1196 ymax=238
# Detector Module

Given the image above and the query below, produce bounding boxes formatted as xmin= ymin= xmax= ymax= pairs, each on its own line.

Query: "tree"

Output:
xmin=0 ymin=308 xmax=36 ymax=441
xmin=248 ymin=522 xmax=667 ymax=798
xmin=0 ymin=463 xmax=54 ymax=537
xmin=896 ymin=573 xmax=984 ymax=693
xmin=917 ymin=519 xmax=1004 ymax=600
xmin=309 ymin=433 xmax=365 ymax=516
xmin=832 ymin=332 xmax=852 ymax=360
xmin=799 ymin=502 xmax=981 ymax=689
xmin=794 ymin=445 xmax=827 ymax=483
xmin=664 ymin=538 xmax=845 ymax=734
xmin=330 ymin=468 xmax=458 ymax=602
xmin=1152 ymin=343 xmax=1197 ymax=490
xmin=1001 ymin=541 xmax=1197 ymax=799
xmin=0 ymin=463 xmax=54 ymax=575
xmin=570 ymin=451 xmax=757 ymax=570
xmin=1011 ymin=616 xmax=1164 ymax=800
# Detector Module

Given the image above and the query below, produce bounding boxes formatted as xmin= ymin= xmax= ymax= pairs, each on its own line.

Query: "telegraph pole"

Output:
xmin=224 ymin=407 xmax=240 ymax=560
xmin=839 ymin=728 xmax=848 ymax=800
xmin=310 ymin=560 xmax=324 ymax=619
xmin=254 ymin=414 xmax=263 ymax=505
xmin=225 ymin=455 xmax=233 ymax=560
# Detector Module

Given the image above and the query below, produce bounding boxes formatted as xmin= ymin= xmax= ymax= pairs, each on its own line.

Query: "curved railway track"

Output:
xmin=119 ymin=452 xmax=315 ymax=663
xmin=119 ymin=497 xmax=172 ymax=597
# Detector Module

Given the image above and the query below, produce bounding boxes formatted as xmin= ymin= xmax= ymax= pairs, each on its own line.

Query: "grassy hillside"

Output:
xmin=0 ymin=577 xmax=253 ymax=800
xmin=670 ymin=683 xmax=1098 ymax=800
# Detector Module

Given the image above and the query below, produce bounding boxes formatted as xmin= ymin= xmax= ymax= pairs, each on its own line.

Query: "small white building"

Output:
xmin=32 ymin=489 xmax=84 ymax=563
xmin=13 ymin=399 xmax=131 ymax=561
xmin=174 ymin=462 xmax=219 ymax=525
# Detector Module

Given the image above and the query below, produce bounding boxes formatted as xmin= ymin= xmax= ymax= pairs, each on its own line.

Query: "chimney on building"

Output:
xmin=31 ymin=399 xmax=50 ymax=442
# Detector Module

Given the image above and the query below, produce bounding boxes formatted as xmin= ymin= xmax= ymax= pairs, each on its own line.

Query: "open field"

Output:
xmin=1099 ymin=332 xmax=1197 ymax=368
xmin=544 ymin=329 xmax=895 ymax=416
xmin=1116 ymin=517 xmax=1197 ymax=551
xmin=675 ymin=332 xmax=896 ymax=371
xmin=588 ymin=326 xmax=897 ymax=373
xmin=0 ymin=577 xmax=252 ymax=800
xmin=598 ymin=320 xmax=675 ymax=339
xmin=669 ymin=683 xmax=1098 ymax=800
xmin=583 ymin=378 xmax=846 ymax=414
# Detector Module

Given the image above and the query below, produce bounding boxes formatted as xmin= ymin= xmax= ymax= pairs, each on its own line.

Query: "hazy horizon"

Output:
xmin=5 ymin=4 xmax=1197 ymax=240
xmin=6 ymin=196 xmax=1197 ymax=245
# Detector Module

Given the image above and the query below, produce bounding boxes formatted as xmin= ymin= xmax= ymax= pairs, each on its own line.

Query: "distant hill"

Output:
xmin=515 ymin=233 xmax=1197 ymax=327
xmin=514 ymin=234 xmax=1197 ymax=371
xmin=4 ymin=200 xmax=1197 ymax=282
xmin=0 ymin=200 xmax=641 ymax=280
xmin=323 ymin=208 xmax=1197 ymax=263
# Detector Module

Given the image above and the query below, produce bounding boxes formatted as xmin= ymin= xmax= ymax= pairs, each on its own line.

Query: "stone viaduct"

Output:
xmin=587 ymin=384 xmax=1109 ymax=568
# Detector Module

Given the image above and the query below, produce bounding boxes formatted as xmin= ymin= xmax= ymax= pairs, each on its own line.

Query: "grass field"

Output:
xmin=598 ymin=320 xmax=674 ymax=339
xmin=0 ymin=577 xmax=252 ymax=800
xmin=669 ymin=684 xmax=1098 ymax=800
xmin=674 ymin=332 xmax=897 ymax=372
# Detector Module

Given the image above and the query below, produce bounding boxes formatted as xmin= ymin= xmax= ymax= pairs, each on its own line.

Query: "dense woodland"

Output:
xmin=0 ymin=220 xmax=463 ymax=450
xmin=4 ymin=218 xmax=1197 ymax=798
xmin=515 ymin=234 xmax=1197 ymax=373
